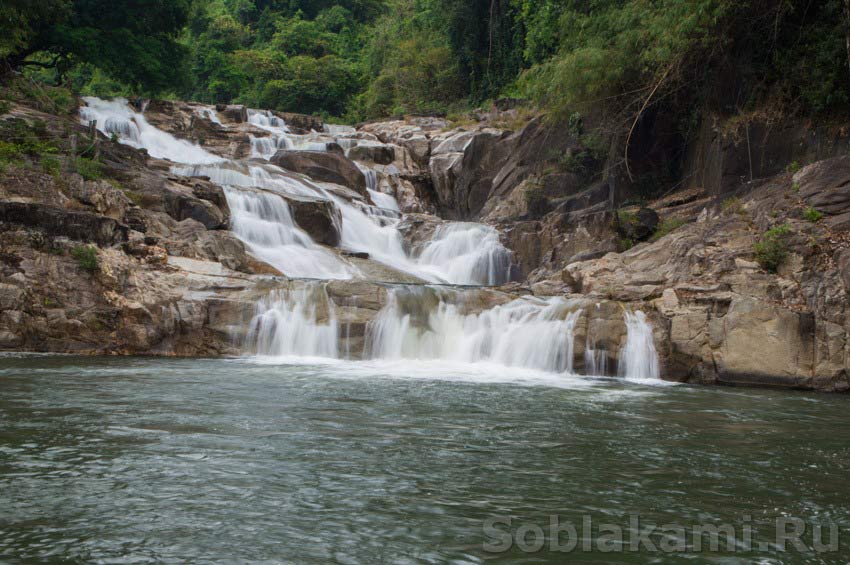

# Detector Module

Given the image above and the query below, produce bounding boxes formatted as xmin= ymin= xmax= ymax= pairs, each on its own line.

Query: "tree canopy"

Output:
xmin=2 ymin=0 xmax=190 ymax=94
xmin=3 ymin=0 xmax=848 ymax=124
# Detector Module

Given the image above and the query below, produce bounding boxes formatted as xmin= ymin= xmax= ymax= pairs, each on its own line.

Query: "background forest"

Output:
xmin=2 ymin=0 xmax=849 ymax=127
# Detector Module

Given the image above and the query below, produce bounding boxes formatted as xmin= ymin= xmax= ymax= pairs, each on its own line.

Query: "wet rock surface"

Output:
xmin=2 ymin=99 xmax=850 ymax=391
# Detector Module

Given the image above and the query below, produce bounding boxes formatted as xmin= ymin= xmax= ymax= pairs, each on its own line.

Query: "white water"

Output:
xmin=77 ymin=98 xmax=667 ymax=382
xmin=80 ymin=97 xmax=222 ymax=164
xmin=418 ymin=223 xmax=512 ymax=286
xmin=196 ymin=106 xmax=222 ymax=125
xmin=224 ymin=188 xmax=355 ymax=279
xmin=366 ymin=290 xmax=582 ymax=373
xmin=247 ymin=286 xmax=339 ymax=359
xmin=618 ymin=311 xmax=661 ymax=381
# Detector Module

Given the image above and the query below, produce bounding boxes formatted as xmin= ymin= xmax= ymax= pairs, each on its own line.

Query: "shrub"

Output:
xmin=617 ymin=209 xmax=638 ymax=229
xmin=41 ymin=155 xmax=61 ymax=177
xmin=803 ymin=207 xmax=823 ymax=222
xmin=786 ymin=161 xmax=802 ymax=174
xmin=753 ymin=224 xmax=792 ymax=273
xmin=0 ymin=100 xmax=10 ymax=114
xmin=71 ymin=245 xmax=99 ymax=272
xmin=568 ymin=112 xmax=584 ymax=137
xmin=73 ymin=157 xmax=102 ymax=181
xmin=651 ymin=217 xmax=687 ymax=242
xmin=619 ymin=237 xmax=635 ymax=252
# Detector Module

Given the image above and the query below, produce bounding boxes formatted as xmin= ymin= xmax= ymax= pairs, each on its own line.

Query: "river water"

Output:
xmin=1 ymin=355 xmax=847 ymax=563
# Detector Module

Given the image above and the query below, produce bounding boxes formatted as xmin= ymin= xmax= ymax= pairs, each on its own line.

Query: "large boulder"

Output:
xmin=283 ymin=195 xmax=342 ymax=247
xmin=0 ymin=202 xmax=128 ymax=245
xmin=616 ymin=208 xmax=659 ymax=242
xmin=794 ymin=156 xmax=850 ymax=230
xmin=271 ymin=150 xmax=367 ymax=196
xmin=215 ymin=104 xmax=248 ymax=124
xmin=277 ymin=112 xmax=324 ymax=134
xmin=347 ymin=142 xmax=395 ymax=165
xmin=162 ymin=188 xmax=229 ymax=230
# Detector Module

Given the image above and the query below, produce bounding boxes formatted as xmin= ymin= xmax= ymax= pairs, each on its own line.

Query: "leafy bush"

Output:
xmin=71 ymin=245 xmax=99 ymax=272
xmin=41 ymin=155 xmax=61 ymax=177
xmin=753 ymin=224 xmax=792 ymax=273
xmin=803 ymin=207 xmax=823 ymax=222
xmin=73 ymin=157 xmax=102 ymax=181
xmin=786 ymin=161 xmax=802 ymax=174
xmin=617 ymin=209 xmax=638 ymax=230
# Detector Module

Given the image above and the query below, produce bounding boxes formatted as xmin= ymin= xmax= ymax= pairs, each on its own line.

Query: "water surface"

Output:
xmin=0 ymin=355 xmax=847 ymax=563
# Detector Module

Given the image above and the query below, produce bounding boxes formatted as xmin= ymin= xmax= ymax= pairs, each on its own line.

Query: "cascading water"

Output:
xmin=77 ymin=98 xmax=665 ymax=382
xmin=365 ymin=289 xmax=583 ymax=373
xmin=618 ymin=311 xmax=661 ymax=381
xmin=80 ymin=97 xmax=222 ymax=164
xmin=246 ymin=285 xmax=339 ymax=359
xmin=584 ymin=303 xmax=609 ymax=376
xmin=418 ymin=224 xmax=512 ymax=286
xmin=196 ymin=106 xmax=222 ymax=125
xmin=224 ymin=188 xmax=355 ymax=279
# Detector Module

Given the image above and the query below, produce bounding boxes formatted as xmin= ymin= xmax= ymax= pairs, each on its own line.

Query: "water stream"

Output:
xmin=79 ymin=97 xmax=662 ymax=379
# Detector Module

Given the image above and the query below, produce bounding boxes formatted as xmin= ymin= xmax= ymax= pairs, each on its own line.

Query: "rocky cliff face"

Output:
xmin=1 ymin=97 xmax=848 ymax=392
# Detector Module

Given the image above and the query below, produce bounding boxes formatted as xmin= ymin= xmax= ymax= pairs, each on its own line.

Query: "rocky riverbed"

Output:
xmin=1 ymin=96 xmax=849 ymax=392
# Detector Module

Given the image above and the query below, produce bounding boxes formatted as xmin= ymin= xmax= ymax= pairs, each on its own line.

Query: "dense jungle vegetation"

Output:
xmin=3 ymin=0 xmax=850 ymax=128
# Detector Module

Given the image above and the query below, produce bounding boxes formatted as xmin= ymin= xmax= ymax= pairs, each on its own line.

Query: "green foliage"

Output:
xmin=2 ymin=0 xmax=190 ymax=94
xmin=753 ymin=224 xmax=792 ymax=273
xmin=41 ymin=155 xmax=61 ymax=177
xmin=0 ymin=100 xmax=10 ymax=115
xmin=618 ymin=238 xmax=635 ymax=252
xmin=617 ymin=209 xmax=638 ymax=229
xmin=651 ymin=217 xmax=687 ymax=242
xmin=803 ymin=207 xmax=823 ymax=223
xmin=71 ymin=245 xmax=99 ymax=272
xmin=0 ymin=119 xmax=59 ymax=170
xmin=72 ymin=157 xmax=102 ymax=181
xmin=786 ymin=161 xmax=802 ymax=174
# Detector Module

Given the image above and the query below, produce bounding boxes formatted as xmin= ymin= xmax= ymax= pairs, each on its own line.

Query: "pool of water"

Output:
xmin=0 ymin=355 xmax=847 ymax=563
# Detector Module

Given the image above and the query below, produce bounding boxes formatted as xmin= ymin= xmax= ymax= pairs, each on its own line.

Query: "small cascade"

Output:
xmin=366 ymin=289 xmax=583 ymax=373
xmin=618 ymin=311 xmax=661 ymax=381
xmin=418 ymin=224 xmax=512 ymax=286
xmin=195 ymin=106 xmax=222 ymax=125
xmin=80 ymin=97 xmax=222 ymax=164
xmin=248 ymin=109 xmax=289 ymax=130
xmin=248 ymin=109 xmax=330 ymax=157
xmin=224 ymin=188 xmax=355 ymax=279
xmin=584 ymin=304 xmax=610 ymax=376
xmin=584 ymin=348 xmax=609 ymax=377
xmin=246 ymin=285 xmax=339 ymax=359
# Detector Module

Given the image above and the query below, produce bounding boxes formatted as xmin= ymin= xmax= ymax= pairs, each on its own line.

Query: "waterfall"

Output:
xmin=618 ymin=311 xmax=661 ymax=381
xmin=418 ymin=224 xmax=512 ymax=286
xmin=246 ymin=285 xmax=339 ymax=359
xmin=366 ymin=289 xmax=582 ymax=373
xmin=80 ymin=97 xmax=222 ymax=164
xmin=584 ymin=348 xmax=609 ymax=377
xmin=224 ymin=187 xmax=355 ymax=280
xmin=248 ymin=109 xmax=289 ymax=130
xmin=196 ymin=106 xmax=222 ymax=125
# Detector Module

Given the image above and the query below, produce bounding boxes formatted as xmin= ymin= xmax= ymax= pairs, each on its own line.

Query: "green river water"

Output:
xmin=0 ymin=355 xmax=847 ymax=563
